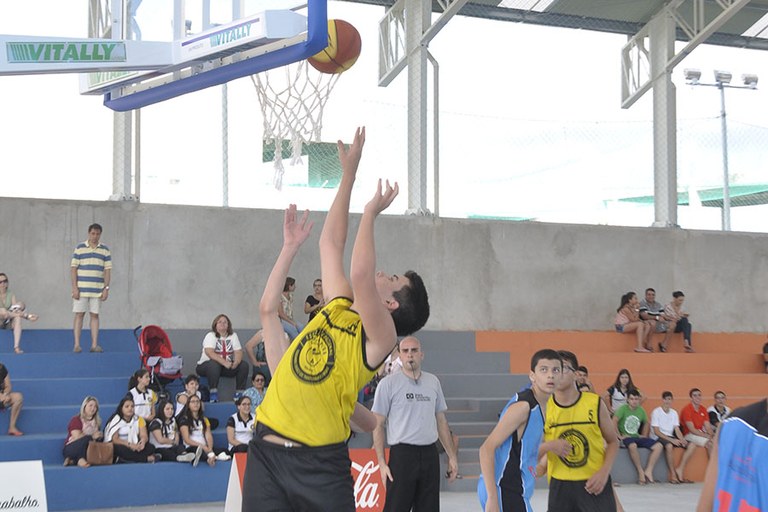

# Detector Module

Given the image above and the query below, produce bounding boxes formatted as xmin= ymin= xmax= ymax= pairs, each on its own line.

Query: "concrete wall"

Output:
xmin=2 ymin=196 xmax=767 ymax=333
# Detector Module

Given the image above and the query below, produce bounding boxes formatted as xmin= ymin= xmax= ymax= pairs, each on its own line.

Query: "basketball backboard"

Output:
xmin=0 ymin=0 xmax=328 ymax=111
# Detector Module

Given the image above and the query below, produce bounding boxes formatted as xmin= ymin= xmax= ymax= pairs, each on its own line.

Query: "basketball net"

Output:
xmin=251 ymin=60 xmax=340 ymax=190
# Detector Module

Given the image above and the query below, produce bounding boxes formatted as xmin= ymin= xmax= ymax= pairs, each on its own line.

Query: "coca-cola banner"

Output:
xmin=225 ymin=449 xmax=389 ymax=512
xmin=349 ymin=448 xmax=388 ymax=512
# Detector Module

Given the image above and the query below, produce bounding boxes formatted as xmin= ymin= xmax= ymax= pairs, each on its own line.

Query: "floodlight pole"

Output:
xmin=685 ymin=71 xmax=757 ymax=231
xmin=717 ymin=82 xmax=730 ymax=231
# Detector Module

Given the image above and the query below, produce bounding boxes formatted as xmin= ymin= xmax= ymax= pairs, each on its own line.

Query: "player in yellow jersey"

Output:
xmin=242 ymin=127 xmax=430 ymax=511
xmin=540 ymin=350 xmax=619 ymax=512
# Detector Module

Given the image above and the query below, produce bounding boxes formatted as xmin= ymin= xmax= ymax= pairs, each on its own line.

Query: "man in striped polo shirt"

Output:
xmin=70 ymin=223 xmax=111 ymax=353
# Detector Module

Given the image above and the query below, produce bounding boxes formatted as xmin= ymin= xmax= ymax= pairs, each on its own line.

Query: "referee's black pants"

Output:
xmin=384 ymin=443 xmax=440 ymax=512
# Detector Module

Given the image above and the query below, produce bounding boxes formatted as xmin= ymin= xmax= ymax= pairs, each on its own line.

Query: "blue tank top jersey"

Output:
xmin=714 ymin=399 xmax=768 ymax=512
xmin=478 ymin=388 xmax=543 ymax=512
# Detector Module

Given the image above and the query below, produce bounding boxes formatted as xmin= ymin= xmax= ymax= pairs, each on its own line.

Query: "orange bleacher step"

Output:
xmin=507 ymin=352 xmax=764 ymax=374
xmin=477 ymin=331 xmax=767 ymax=355
xmin=589 ymin=373 xmax=764 ymax=397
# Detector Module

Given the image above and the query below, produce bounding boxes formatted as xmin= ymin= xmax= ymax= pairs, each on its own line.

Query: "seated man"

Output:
xmin=175 ymin=374 xmax=218 ymax=428
xmin=613 ymin=388 xmax=663 ymax=484
xmin=0 ymin=273 xmax=39 ymax=354
xmin=0 ymin=362 xmax=24 ymax=435
xmin=707 ymin=390 xmax=731 ymax=429
xmin=677 ymin=388 xmax=714 ymax=482
xmin=638 ymin=287 xmax=666 ymax=336
xmin=575 ymin=365 xmax=594 ymax=392
xmin=650 ymin=391 xmax=692 ymax=484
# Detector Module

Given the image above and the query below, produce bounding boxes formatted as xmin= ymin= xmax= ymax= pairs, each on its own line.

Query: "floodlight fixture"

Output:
xmin=742 ymin=73 xmax=759 ymax=88
xmin=683 ymin=68 xmax=701 ymax=84
xmin=714 ymin=70 xmax=732 ymax=85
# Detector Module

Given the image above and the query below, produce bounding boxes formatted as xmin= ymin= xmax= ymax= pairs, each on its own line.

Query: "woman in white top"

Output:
xmin=194 ymin=313 xmax=249 ymax=403
xmin=148 ymin=400 xmax=196 ymax=463
xmin=226 ymin=396 xmax=254 ymax=455
xmin=128 ymin=369 xmax=157 ymax=422
xmin=104 ymin=396 xmax=156 ymax=463
xmin=178 ymin=395 xmax=229 ymax=466
xmin=602 ymin=368 xmax=646 ymax=416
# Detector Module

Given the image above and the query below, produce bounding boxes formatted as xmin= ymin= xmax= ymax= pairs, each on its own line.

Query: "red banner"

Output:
xmin=226 ymin=448 xmax=388 ymax=512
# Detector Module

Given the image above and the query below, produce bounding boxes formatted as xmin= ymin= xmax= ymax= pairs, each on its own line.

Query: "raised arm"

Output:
xmin=350 ymin=179 xmax=400 ymax=365
xmin=259 ymin=205 xmax=313 ymax=375
xmin=318 ymin=127 xmax=365 ymax=301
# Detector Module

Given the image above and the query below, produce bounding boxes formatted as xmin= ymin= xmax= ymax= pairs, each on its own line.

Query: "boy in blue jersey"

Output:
xmin=478 ymin=349 xmax=562 ymax=512
xmin=696 ymin=397 xmax=768 ymax=512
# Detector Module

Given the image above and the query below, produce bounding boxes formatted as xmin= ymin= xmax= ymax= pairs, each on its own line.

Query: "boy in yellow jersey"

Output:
xmin=242 ymin=127 xmax=430 ymax=511
xmin=540 ymin=350 xmax=618 ymax=512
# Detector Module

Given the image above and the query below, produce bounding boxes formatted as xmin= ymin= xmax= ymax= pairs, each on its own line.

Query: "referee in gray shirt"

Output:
xmin=372 ymin=336 xmax=459 ymax=511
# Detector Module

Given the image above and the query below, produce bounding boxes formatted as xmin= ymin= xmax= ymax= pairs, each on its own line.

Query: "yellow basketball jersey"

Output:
xmin=256 ymin=297 xmax=376 ymax=446
xmin=544 ymin=391 xmax=605 ymax=481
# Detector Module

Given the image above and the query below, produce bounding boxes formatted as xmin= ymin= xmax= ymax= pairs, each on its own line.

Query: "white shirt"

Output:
xmin=651 ymin=406 xmax=680 ymax=439
xmin=197 ymin=332 xmax=242 ymax=365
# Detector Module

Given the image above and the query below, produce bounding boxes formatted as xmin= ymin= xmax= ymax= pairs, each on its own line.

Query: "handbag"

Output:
xmin=86 ymin=441 xmax=114 ymax=465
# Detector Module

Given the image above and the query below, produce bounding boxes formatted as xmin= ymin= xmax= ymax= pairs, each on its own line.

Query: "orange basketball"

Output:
xmin=308 ymin=19 xmax=362 ymax=74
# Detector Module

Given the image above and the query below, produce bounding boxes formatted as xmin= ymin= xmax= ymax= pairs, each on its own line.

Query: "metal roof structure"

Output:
xmin=352 ymin=0 xmax=768 ymax=50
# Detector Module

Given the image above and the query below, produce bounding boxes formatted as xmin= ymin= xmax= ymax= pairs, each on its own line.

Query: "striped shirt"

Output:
xmin=71 ymin=241 xmax=112 ymax=297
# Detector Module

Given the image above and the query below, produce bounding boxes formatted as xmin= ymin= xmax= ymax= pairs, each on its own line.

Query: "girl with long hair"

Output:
xmin=63 ymin=396 xmax=103 ymax=468
xmin=104 ymin=396 xmax=156 ymax=463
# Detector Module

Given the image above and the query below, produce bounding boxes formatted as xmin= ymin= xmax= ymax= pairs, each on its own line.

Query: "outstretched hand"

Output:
xmin=283 ymin=204 xmax=313 ymax=248
xmin=337 ymin=126 xmax=366 ymax=176
xmin=364 ymin=179 xmax=399 ymax=216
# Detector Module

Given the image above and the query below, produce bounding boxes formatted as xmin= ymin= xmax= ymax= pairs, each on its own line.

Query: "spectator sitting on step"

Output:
xmin=244 ymin=329 xmax=276 ymax=384
xmin=650 ymin=391 xmax=691 ymax=484
xmin=638 ymin=287 xmax=667 ymax=336
xmin=304 ymin=278 xmax=325 ymax=322
xmin=603 ymin=368 xmax=645 ymax=417
xmin=148 ymin=400 xmax=195 ymax=463
xmin=175 ymin=374 xmax=219 ymax=429
xmin=613 ymin=389 xmax=663 ymax=484
xmin=63 ymin=396 xmax=103 ymax=467
xmin=178 ymin=395 xmax=229 ymax=467
xmin=104 ymin=396 xmax=157 ymax=463
xmin=676 ymin=388 xmax=715 ymax=483
xmin=575 ymin=365 xmax=595 ymax=392
xmin=226 ymin=395 xmax=254 ymax=455
xmin=242 ymin=372 xmax=266 ymax=416
xmin=614 ymin=292 xmax=653 ymax=353
xmin=0 ymin=362 xmax=23 ymax=436
xmin=763 ymin=339 xmax=768 ymax=374
xmin=707 ymin=390 xmax=731 ymax=429
xmin=195 ymin=314 xmax=249 ymax=403
xmin=659 ymin=291 xmax=693 ymax=353
xmin=128 ymin=368 xmax=157 ymax=422
xmin=0 ymin=273 xmax=39 ymax=354
xmin=279 ymin=277 xmax=304 ymax=340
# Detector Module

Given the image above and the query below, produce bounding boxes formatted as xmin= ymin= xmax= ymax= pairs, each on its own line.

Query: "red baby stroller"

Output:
xmin=134 ymin=325 xmax=183 ymax=393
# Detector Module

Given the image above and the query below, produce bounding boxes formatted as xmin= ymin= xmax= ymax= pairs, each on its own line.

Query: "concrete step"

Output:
xmin=12 ymin=377 xmax=126 ymax=406
xmin=435 ymin=373 xmax=530 ymax=397
xmin=4 ymin=352 xmax=139 ymax=378
xmin=445 ymin=398 xmax=507 ymax=423
xmin=556 ymin=352 xmax=764 ymax=374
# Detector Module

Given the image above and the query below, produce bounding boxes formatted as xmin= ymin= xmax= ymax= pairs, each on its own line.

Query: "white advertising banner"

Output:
xmin=0 ymin=460 xmax=48 ymax=511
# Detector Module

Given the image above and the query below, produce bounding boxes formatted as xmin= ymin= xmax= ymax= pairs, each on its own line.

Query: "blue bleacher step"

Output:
xmin=6 ymin=353 xmax=138 ymax=379
xmin=44 ymin=459 xmax=230 ymax=511
xmin=0 ymin=432 xmax=230 ymax=465
xmin=0 ymin=329 xmax=138 ymax=354
xmin=13 ymin=377 xmax=127 ymax=406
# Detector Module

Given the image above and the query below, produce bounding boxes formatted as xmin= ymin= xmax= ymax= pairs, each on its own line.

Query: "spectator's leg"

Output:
xmin=625 ymin=442 xmax=646 ymax=483
xmin=644 ymin=441 xmax=663 ymax=482
xmin=659 ymin=321 xmax=675 ymax=351
xmin=197 ymin=361 xmax=222 ymax=391
xmin=73 ymin=312 xmax=85 ymax=351
xmin=62 ymin=435 xmax=92 ymax=466
xmin=675 ymin=443 xmax=697 ymax=482
xmin=8 ymin=391 xmax=23 ymax=434
xmin=281 ymin=320 xmax=299 ymax=340
xmin=675 ymin=318 xmax=693 ymax=351
xmin=11 ymin=316 xmax=22 ymax=353
xmin=89 ymin=312 xmax=100 ymax=350
xmin=234 ymin=362 xmax=249 ymax=391
xmin=663 ymin=443 xmax=677 ymax=482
